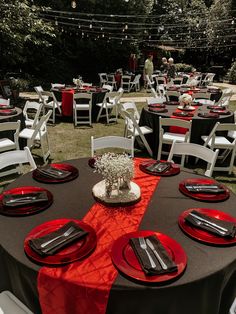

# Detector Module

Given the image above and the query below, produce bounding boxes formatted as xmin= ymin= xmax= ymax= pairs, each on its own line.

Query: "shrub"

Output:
xmin=175 ymin=63 xmax=193 ymax=73
xmin=227 ymin=61 xmax=236 ymax=84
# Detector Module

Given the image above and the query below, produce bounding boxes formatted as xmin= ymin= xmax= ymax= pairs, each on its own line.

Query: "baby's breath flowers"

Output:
xmin=179 ymin=93 xmax=192 ymax=108
xmin=94 ymin=153 xmax=134 ymax=197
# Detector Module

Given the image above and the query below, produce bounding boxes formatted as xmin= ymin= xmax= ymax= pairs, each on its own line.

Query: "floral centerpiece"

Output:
xmin=73 ymin=76 xmax=83 ymax=88
xmin=179 ymin=93 xmax=192 ymax=108
xmin=92 ymin=153 xmax=140 ymax=205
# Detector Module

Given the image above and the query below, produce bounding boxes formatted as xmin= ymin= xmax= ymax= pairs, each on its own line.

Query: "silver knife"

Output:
xmin=189 ymin=213 xmax=228 ymax=232
xmin=146 ymin=239 xmax=168 ymax=270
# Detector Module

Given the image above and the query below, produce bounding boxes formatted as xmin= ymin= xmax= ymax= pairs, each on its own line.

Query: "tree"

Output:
xmin=0 ymin=0 xmax=56 ymax=72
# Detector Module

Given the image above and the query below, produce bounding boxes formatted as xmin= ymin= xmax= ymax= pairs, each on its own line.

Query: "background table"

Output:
xmin=139 ymin=104 xmax=234 ymax=158
xmin=0 ymin=158 xmax=235 ymax=314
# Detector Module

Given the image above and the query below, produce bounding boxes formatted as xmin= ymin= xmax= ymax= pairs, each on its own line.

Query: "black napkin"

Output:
xmin=37 ymin=165 xmax=71 ymax=179
xmin=2 ymin=191 xmax=48 ymax=207
xmin=129 ymin=235 xmax=177 ymax=275
xmin=210 ymin=109 xmax=230 ymax=115
xmin=207 ymin=105 xmax=226 ymax=110
xmin=198 ymin=112 xmax=219 ymax=118
xmin=185 ymin=183 xmax=225 ymax=194
xmin=185 ymin=210 xmax=236 ymax=238
xmin=146 ymin=161 xmax=171 ymax=173
xmin=29 ymin=221 xmax=88 ymax=256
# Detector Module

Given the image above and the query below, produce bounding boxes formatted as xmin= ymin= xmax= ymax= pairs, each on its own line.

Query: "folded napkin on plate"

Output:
xmin=29 ymin=221 xmax=88 ymax=256
xmin=185 ymin=210 xmax=236 ymax=238
xmin=146 ymin=161 xmax=171 ymax=173
xmin=129 ymin=235 xmax=177 ymax=275
xmin=37 ymin=165 xmax=71 ymax=179
xmin=185 ymin=183 xmax=225 ymax=194
xmin=198 ymin=112 xmax=219 ymax=118
xmin=2 ymin=191 xmax=48 ymax=207
xmin=210 ymin=109 xmax=230 ymax=115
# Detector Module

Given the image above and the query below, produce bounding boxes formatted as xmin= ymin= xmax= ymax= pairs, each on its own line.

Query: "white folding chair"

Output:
xmin=107 ymin=74 xmax=117 ymax=90
xmin=51 ymin=83 xmax=65 ymax=89
xmin=129 ymin=74 xmax=141 ymax=92
xmin=91 ymin=136 xmax=134 ymax=157
xmin=34 ymin=86 xmax=48 ymax=103
xmin=121 ymin=109 xmax=153 ymax=156
xmin=155 ymin=76 xmax=166 ymax=85
xmin=19 ymin=110 xmax=52 ymax=163
xmin=158 ymin=117 xmax=192 ymax=160
xmin=166 ymin=90 xmax=181 ymax=102
xmin=0 ymin=120 xmax=20 ymax=153
xmin=167 ymin=142 xmax=219 ymax=177
xmin=98 ymin=73 xmax=108 ymax=86
xmin=23 ymin=101 xmax=43 ymax=128
xmin=96 ymin=92 xmax=118 ymax=124
xmin=120 ymin=102 xmax=140 ymax=137
xmin=73 ymin=93 xmax=92 ymax=126
xmin=146 ymin=97 xmax=165 ymax=105
xmin=102 ymin=84 xmax=113 ymax=92
xmin=0 ymin=147 xmax=36 ymax=178
xmin=40 ymin=91 xmax=62 ymax=124
xmin=145 ymin=75 xmax=155 ymax=91
xmin=201 ymin=122 xmax=236 ymax=174
xmin=201 ymin=73 xmax=215 ymax=86
xmin=121 ymin=75 xmax=132 ymax=92
xmin=156 ymin=84 xmax=166 ymax=99
xmin=171 ymin=77 xmax=183 ymax=85
xmin=216 ymin=88 xmax=234 ymax=108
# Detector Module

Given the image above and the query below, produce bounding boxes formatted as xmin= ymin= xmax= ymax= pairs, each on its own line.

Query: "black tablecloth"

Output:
xmin=139 ymin=105 xmax=235 ymax=158
xmin=0 ymin=158 xmax=235 ymax=314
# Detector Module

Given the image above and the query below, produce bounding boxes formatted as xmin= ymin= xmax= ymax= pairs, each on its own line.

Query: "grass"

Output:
xmin=1 ymin=89 xmax=236 ymax=194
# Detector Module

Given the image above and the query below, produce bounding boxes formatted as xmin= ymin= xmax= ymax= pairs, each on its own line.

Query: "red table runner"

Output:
xmin=170 ymin=106 xmax=198 ymax=134
xmin=37 ymin=158 xmax=161 ymax=314
xmin=61 ymin=90 xmax=74 ymax=117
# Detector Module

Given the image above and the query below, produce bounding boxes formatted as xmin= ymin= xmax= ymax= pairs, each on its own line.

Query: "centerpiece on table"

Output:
xmin=92 ymin=153 xmax=141 ymax=206
xmin=179 ymin=93 xmax=193 ymax=109
xmin=73 ymin=76 xmax=83 ymax=89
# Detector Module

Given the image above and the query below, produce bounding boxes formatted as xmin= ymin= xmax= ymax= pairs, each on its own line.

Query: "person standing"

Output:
xmin=144 ymin=54 xmax=154 ymax=79
xmin=167 ymin=57 xmax=176 ymax=79
xmin=160 ymin=57 xmax=169 ymax=74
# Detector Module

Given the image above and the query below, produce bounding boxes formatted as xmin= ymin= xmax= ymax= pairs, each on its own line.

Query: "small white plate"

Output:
xmin=178 ymin=105 xmax=195 ymax=111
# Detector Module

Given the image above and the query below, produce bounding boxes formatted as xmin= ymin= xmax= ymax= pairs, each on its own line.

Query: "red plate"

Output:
xmin=24 ymin=218 xmax=97 ymax=265
xmin=172 ymin=112 xmax=194 ymax=117
xmin=179 ymin=208 xmax=236 ymax=245
xmin=198 ymin=112 xmax=219 ymax=118
xmin=164 ymin=101 xmax=179 ymax=106
xmin=111 ymin=230 xmax=187 ymax=283
xmin=210 ymin=110 xmax=231 ymax=115
xmin=139 ymin=159 xmax=180 ymax=176
xmin=32 ymin=163 xmax=79 ymax=183
xmin=179 ymin=178 xmax=230 ymax=202
xmin=149 ymin=108 xmax=168 ymax=113
xmin=148 ymin=104 xmax=166 ymax=108
xmin=0 ymin=186 xmax=53 ymax=216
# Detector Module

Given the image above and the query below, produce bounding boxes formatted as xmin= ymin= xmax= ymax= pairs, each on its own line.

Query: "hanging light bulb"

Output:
xmin=71 ymin=0 xmax=76 ymax=8
xmin=125 ymin=24 xmax=128 ymax=30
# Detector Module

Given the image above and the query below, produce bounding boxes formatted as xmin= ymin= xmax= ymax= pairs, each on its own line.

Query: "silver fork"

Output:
xmin=41 ymin=226 xmax=75 ymax=248
xmin=192 ymin=219 xmax=227 ymax=236
xmin=139 ymin=237 xmax=156 ymax=268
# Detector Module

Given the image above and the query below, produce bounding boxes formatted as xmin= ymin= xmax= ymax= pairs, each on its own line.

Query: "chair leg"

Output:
xmin=96 ymin=106 xmax=103 ymax=122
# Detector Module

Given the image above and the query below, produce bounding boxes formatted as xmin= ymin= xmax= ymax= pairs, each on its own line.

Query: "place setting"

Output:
xmin=111 ymin=230 xmax=187 ymax=283
xmin=24 ymin=218 xmax=97 ymax=266
xmin=178 ymin=208 xmax=236 ymax=246
xmin=179 ymin=178 xmax=230 ymax=202
xmin=209 ymin=109 xmax=231 ymax=115
xmin=32 ymin=163 xmax=79 ymax=183
xmin=0 ymin=108 xmax=18 ymax=116
xmin=0 ymin=186 xmax=53 ymax=216
xmin=198 ymin=112 xmax=220 ymax=118
xmin=139 ymin=159 xmax=180 ymax=176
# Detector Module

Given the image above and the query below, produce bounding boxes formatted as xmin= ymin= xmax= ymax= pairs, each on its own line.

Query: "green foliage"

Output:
xmin=227 ymin=61 xmax=236 ymax=83
xmin=175 ymin=63 xmax=193 ymax=72
xmin=0 ymin=0 xmax=56 ymax=70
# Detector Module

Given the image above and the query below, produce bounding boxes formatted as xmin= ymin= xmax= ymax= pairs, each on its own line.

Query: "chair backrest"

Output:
xmin=203 ymin=73 xmax=215 ymax=83
xmin=120 ymin=102 xmax=140 ymax=121
xmin=171 ymin=77 xmax=183 ymax=85
xmin=166 ymin=90 xmax=181 ymax=101
xmin=23 ymin=101 xmax=43 ymax=128
xmin=0 ymin=147 xmax=37 ymax=177
xmin=34 ymin=86 xmax=44 ymax=100
xmin=132 ymin=74 xmax=141 ymax=84
xmin=167 ymin=142 xmax=219 ymax=177
xmin=155 ymin=76 xmax=166 ymax=85
xmin=150 ymin=87 xmax=158 ymax=98
xmin=51 ymin=83 xmax=65 ymax=89
xmin=0 ymin=120 xmax=20 ymax=133
xmin=160 ymin=117 xmax=192 ymax=140
xmin=204 ymin=122 xmax=236 ymax=147
xmin=102 ymin=84 xmax=113 ymax=92
xmin=91 ymin=136 xmax=134 ymax=157
xmin=157 ymin=84 xmax=166 ymax=98
xmin=145 ymin=75 xmax=154 ymax=86
xmin=27 ymin=110 xmax=52 ymax=146
xmin=73 ymin=93 xmax=92 ymax=104
xmin=41 ymin=91 xmax=60 ymax=109
xmin=99 ymin=73 xmax=108 ymax=82
xmin=192 ymin=92 xmax=211 ymax=100
xmin=147 ymin=97 xmax=165 ymax=105
xmin=0 ymin=98 xmax=10 ymax=106
xmin=122 ymin=75 xmax=132 ymax=83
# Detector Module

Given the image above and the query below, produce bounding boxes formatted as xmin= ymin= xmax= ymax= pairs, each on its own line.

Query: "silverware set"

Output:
xmin=189 ymin=213 xmax=228 ymax=235
xmin=138 ymin=237 xmax=167 ymax=270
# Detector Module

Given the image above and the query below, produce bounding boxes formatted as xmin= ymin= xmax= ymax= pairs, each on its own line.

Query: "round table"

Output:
xmin=139 ymin=104 xmax=234 ymax=158
xmin=53 ymin=87 xmax=107 ymax=121
xmin=0 ymin=158 xmax=235 ymax=314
